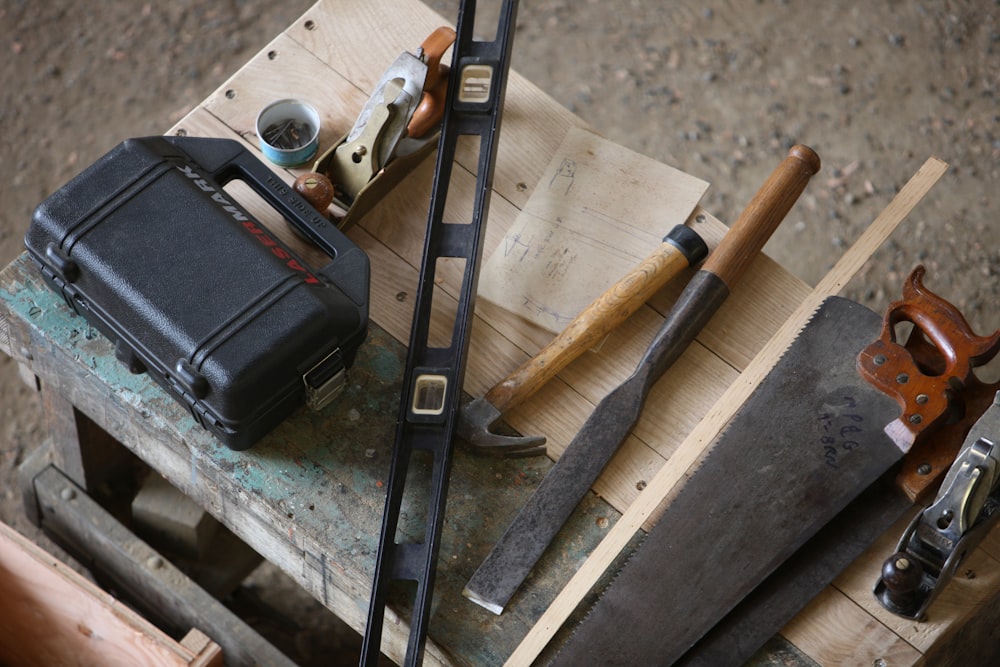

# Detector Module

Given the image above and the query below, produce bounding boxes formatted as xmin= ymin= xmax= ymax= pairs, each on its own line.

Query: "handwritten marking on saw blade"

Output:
xmin=819 ymin=394 xmax=867 ymax=469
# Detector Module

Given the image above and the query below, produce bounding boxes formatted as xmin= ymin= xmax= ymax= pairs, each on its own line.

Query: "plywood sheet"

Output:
xmin=478 ymin=127 xmax=708 ymax=334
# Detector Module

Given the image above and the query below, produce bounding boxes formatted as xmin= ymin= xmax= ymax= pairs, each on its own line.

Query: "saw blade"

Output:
xmin=548 ymin=296 xmax=904 ymax=666
xmin=675 ymin=471 xmax=912 ymax=666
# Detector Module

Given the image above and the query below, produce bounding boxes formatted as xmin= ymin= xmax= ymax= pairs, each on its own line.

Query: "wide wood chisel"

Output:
xmin=464 ymin=145 xmax=821 ymax=614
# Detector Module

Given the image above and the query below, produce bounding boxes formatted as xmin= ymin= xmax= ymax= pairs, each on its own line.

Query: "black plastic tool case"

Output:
xmin=26 ymin=136 xmax=370 ymax=450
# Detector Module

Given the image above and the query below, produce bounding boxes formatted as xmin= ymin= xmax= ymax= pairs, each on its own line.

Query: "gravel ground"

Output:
xmin=2 ymin=1 xmax=997 ymax=664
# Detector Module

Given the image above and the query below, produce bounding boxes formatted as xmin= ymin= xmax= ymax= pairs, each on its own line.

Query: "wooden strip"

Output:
xmin=179 ymin=630 xmax=225 ymax=667
xmin=503 ymin=157 xmax=949 ymax=666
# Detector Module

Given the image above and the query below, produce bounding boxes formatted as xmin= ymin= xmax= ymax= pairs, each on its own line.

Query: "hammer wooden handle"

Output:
xmin=483 ymin=225 xmax=706 ymax=414
xmin=702 ymin=145 xmax=821 ymax=288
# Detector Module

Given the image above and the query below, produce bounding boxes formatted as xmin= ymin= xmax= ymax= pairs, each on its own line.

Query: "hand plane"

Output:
xmin=875 ymin=390 xmax=1000 ymax=620
xmin=294 ymin=26 xmax=456 ymax=230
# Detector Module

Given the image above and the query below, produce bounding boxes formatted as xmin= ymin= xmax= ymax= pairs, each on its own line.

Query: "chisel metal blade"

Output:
xmin=548 ymin=296 xmax=905 ymax=666
xmin=463 ymin=271 xmax=728 ymax=614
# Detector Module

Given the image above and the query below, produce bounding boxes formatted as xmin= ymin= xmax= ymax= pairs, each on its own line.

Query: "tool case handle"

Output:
xmin=168 ymin=136 xmax=370 ymax=315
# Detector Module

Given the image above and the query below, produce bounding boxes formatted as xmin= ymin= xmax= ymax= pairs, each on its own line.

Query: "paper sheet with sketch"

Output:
xmin=479 ymin=127 xmax=710 ymax=335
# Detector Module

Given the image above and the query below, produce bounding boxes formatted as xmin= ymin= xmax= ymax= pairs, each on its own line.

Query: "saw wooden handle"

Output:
xmin=484 ymin=225 xmax=707 ymax=414
xmin=702 ymin=145 xmax=821 ymax=288
xmin=858 ymin=266 xmax=1000 ymax=501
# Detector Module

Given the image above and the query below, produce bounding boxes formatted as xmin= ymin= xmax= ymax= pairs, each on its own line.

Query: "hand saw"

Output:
xmin=676 ymin=266 xmax=1000 ymax=665
xmin=549 ymin=267 xmax=1000 ymax=666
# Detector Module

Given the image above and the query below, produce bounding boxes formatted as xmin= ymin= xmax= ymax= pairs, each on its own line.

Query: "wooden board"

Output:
xmin=0 ymin=520 xmax=222 ymax=667
xmin=477 ymin=127 xmax=709 ymax=335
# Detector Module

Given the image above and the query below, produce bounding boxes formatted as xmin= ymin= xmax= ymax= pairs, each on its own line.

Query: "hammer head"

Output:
xmin=456 ymin=397 xmax=547 ymax=457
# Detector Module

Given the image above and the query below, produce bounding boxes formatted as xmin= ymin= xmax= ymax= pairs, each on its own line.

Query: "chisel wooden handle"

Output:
xmin=483 ymin=225 xmax=707 ymax=415
xmin=703 ymin=145 xmax=821 ymax=288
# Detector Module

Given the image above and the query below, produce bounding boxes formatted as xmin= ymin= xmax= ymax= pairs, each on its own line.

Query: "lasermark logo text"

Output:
xmin=177 ymin=165 xmax=319 ymax=284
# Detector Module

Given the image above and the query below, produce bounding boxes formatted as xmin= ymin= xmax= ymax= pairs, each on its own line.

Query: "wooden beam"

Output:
xmin=31 ymin=464 xmax=298 ymax=667
xmin=0 ymin=516 xmax=223 ymax=667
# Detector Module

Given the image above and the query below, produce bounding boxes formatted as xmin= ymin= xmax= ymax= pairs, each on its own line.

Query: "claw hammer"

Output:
xmin=457 ymin=224 xmax=708 ymax=456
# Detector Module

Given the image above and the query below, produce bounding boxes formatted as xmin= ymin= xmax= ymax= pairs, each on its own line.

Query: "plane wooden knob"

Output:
xmin=294 ymin=172 xmax=336 ymax=212
xmin=880 ymin=551 xmax=924 ymax=614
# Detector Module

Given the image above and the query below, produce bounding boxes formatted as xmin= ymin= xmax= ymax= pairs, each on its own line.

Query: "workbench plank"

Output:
xmin=190 ymin=7 xmax=814 ymax=521
xmin=197 ymin=47 xmax=807 ymax=507
xmin=169 ymin=111 xmax=742 ymax=534
xmin=779 ymin=587 xmax=922 ymax=666
xmin=203 ymin=0 xmax=812 ymax=377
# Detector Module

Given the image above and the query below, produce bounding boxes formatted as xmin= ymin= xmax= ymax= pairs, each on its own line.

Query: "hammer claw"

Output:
xmin=457 ymin=397 xmax=548 ymax=457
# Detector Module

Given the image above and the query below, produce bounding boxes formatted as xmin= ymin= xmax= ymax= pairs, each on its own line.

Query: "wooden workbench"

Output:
xmin=2 ymin=1 xmax=999 ymax=665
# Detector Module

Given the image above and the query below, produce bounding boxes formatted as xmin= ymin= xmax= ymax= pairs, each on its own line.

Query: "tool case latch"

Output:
xmin=303 ymin=347 xmax=346 ymax=411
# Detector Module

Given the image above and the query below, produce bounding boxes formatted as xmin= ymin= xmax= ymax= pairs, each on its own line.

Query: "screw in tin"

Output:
xmin=256 ymin=98 xmax=321 ymax=167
